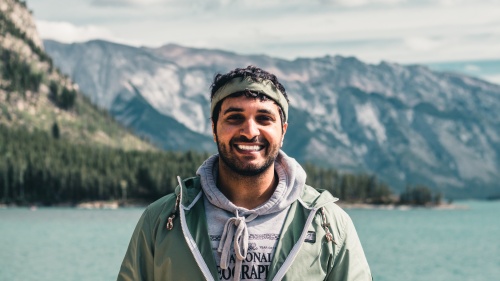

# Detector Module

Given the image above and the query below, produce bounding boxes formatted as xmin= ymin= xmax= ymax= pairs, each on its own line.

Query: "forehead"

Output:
xmin=219 ymin=95 xmax=280 ymax=114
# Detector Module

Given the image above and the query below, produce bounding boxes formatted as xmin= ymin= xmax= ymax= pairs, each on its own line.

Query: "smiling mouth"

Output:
xmin=235 ymin=144 xmax=265 ymax=152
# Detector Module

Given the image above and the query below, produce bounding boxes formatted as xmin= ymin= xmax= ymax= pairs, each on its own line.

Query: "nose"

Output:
xmin=240 ymin=119 xmax=260 ymax=140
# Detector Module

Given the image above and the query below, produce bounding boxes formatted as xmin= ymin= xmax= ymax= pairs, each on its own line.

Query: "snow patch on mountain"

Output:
xmin=355 ymin=103 xmax=386 ymax=144
xmin=306 ymin=138 xmax=360 ymax=168
xmin=437 ymin=123 xmax=496 ymax=181
xmin=183 ymin=72 xmax=208 ymax=98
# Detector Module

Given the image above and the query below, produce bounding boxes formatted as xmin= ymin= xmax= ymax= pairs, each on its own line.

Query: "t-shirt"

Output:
xmin=204 ymin=196 xmax=289 ymax=281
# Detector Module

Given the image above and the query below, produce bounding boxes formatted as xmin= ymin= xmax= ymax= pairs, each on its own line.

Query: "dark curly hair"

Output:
xmin=210 ymin=65 xmax=289 ymax=133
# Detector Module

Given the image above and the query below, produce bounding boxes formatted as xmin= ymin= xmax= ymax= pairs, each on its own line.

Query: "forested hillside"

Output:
xmin=0 ymin=0 xmax=159 ymax=205
xmin=0 ymin=125 xmax=211 ymax=204
xmin=0 ymin=0 xmax=152 ymax=150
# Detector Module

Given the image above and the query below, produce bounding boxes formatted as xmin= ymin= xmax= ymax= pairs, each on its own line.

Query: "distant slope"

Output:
xmin=0 ymin=0 xmax=153 ymax=151
xmin=110 ymin=85 xmax=213 ymax=151
xmin=43 ymin=40 xmax=500 ymax=199
xmin=426 ymin=59 xmax=500 ymax=85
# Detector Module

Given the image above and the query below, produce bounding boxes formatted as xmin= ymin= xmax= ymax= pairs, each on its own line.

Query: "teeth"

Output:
xmin=237 ymin=145 xmax=261 ymax=151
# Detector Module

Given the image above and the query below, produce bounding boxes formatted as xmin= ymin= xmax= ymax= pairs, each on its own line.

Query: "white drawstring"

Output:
xmin=217 ymin=211 xmax=257 ymax=281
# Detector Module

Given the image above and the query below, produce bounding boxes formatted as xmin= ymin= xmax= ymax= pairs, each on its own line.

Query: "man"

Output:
xmin=117 ymin=66 xmax=372 ymax=281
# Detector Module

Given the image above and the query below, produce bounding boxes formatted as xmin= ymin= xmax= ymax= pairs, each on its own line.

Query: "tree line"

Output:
xmin=303 ymin=162 xmax=394 ymax=204
xmin=0 ymin=124 xmax=441 ymax=206
xmin=0 ymin=125 xmax=210 ymax=205
xmin=1 ymin=49 xmax=43 ymax=98
xmin=303 ymin=163 xmax=443 ymax=206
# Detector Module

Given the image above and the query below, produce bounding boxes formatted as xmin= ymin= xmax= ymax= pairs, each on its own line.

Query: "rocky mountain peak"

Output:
xmin=0 ymin=0 xmax=153 ymax=151
xmin=0 ymin=0 xmax=43 ymax=49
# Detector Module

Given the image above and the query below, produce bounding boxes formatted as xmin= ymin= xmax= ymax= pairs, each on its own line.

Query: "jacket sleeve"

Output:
xmin=117 ymin=208 xmax=155 ymax=281
xmin=327 ymin=214 xmax=372 ymax=281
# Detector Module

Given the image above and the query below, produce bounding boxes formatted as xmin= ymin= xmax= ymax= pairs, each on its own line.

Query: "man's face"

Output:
xmin=213 ymin=95 xmax=287 ymax=176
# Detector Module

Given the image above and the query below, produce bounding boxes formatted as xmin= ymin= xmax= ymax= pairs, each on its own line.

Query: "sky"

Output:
xmin=26 ymin=0 xmax=500 ymax=65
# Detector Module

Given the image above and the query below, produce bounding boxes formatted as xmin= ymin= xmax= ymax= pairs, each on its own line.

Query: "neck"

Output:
xmin=217 ymin=162 xmax=278 ymax=210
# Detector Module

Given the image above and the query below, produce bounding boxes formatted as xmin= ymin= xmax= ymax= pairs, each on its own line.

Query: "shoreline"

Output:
xmin=337 ymin=202 xmax=468 ymax=210
xmin=0 ymin=199 xmax=150 ymax=209
xmin=1 ymin=200 xmax=469 ymax=210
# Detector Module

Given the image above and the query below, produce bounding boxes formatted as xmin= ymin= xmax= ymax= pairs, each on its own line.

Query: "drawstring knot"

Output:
xmin=218 ymin=211 xmax=257 ymax=281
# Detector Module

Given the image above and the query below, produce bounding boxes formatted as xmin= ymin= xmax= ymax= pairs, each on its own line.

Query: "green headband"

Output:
xmin=210 ymin=76 xmax=288 ymax=121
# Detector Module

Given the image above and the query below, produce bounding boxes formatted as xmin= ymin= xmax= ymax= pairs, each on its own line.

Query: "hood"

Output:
xmin=196 ymin=150 xmax=306 ymax=217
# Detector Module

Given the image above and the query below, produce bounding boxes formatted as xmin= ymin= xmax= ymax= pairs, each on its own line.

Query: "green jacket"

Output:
xmin=117 ymin=177 xmax=372 ymax=281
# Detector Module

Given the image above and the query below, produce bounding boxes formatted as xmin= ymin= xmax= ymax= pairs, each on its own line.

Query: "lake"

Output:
xmin=1 ymin=201 xmax=499 ymax=281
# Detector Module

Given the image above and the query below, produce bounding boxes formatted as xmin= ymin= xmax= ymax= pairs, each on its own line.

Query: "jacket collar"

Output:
xmin=175 ymin=176 xmax=203 ymax=208
xmin=299 ymin=184 xmax=339 ymax=208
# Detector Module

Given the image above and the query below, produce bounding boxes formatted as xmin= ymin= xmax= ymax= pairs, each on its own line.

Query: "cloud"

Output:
xmin=483 ymin=74 xmax=500 ymax=84
xmin=85 ymin=0 xmax=414 ymax=10
xmin=36 ymin=20 xmax=115 ymax=43
xmin=320 ymin=0 xmax=405 ymax=7
xmin=29 ymin=0 xmax=500 ymax=63
xmin=90 ymin=0 xmax=130 ymax=6
xmin=464 ymin=64 xmax=481 ymax=72
xmin=90 ymin=0 xmax=167 ymax=7
xmin=404 ymin=37 xmax=443 ymax=51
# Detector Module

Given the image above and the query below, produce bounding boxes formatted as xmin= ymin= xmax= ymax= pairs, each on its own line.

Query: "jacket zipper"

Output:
xmin=271 ymin=207 xmax=319 ymax=281
xmin=271 ymin=197 xmax=338 ymax=280
xmin=177 ymin=176 xmax=215 ymax=281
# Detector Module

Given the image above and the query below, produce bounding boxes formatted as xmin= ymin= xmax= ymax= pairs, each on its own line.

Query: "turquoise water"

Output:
xmin=0 ymin=208 xmax=143 ymax=281
xmin=1 ymin=201 xmax=499 ymax=281
xmin=349 ymin=201 xmax=500 ymax=281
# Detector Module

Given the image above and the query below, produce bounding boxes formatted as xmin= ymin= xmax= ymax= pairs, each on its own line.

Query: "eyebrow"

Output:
xmin=222 ymin=107 xmax=243 ymax=115
xmin=222 ymin=107 xmax=275 ymax=115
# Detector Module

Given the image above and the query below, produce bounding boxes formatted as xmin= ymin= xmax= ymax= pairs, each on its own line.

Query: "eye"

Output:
xmin=257 ymin=115 xmax=274 ymax=123
xmin=225 ymin=114 xmax=244 ymax=123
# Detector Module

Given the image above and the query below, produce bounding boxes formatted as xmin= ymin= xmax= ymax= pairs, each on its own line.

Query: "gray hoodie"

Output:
xmin=196 ymin=150 xmax=306 ymax=281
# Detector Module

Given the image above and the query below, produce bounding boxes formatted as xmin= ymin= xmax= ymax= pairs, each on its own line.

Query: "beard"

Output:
xmin=216 ymin=135 xmax=280 ymax=177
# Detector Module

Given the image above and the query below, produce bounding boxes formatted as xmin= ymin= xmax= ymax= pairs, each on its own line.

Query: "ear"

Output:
xmin=211 ymin=121 xmax=216 ymax=143
xmin=281 ymin=122 xmax=288 ymax=147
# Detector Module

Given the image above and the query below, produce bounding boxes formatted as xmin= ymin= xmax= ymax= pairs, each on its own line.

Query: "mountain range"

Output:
xmin=43 ymin=39 xmax=500 ymax=199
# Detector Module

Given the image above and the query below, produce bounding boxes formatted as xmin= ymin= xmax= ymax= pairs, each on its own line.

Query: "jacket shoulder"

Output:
xmin=300 ymin=185 xmax=339 ymax=208
xmin=144 ymin=176 xmax=201 ymax=220
xmin=142 ymin=193 xmax=177 ymax=225
xmin=300 ymin=186 xmax=351 ymax=242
